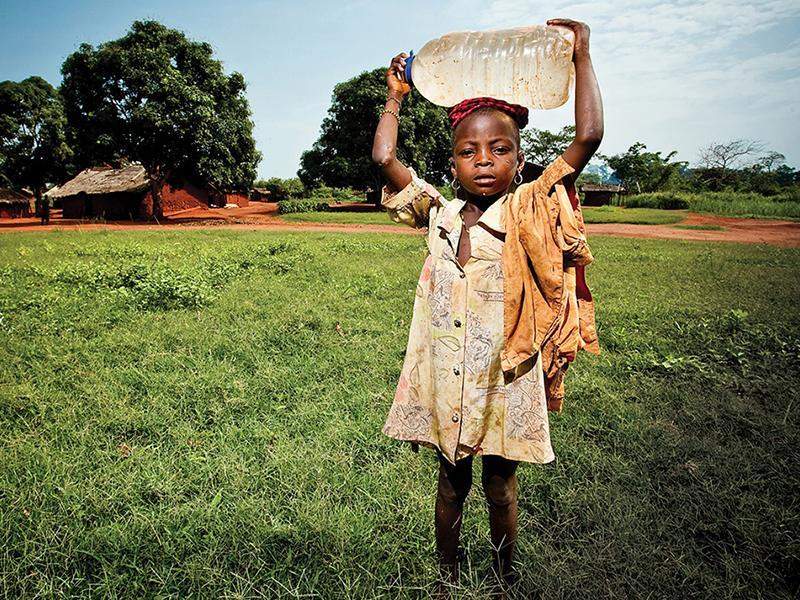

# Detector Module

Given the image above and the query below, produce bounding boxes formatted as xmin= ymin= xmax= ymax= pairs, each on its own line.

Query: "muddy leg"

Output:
xmin=481 ymin=455 xmax=519 ymax=585
xmin=435 ymin=452 xmax=473 ymax=583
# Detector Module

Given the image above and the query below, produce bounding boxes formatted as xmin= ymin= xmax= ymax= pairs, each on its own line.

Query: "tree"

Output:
xmin=756 ymin=151 xmax=786 ymax=173
xmin=298 ymin=68 xmax=450 ymax=194
xmin=697 ymin=139 xmax=766 ymax=171
xmin=602 ymin=142 xmax=686 ymax=193
xmin=60 ymin=20 xmax=260 ymax=219
xmin=0 ymin=77 xmax=71 ymax=203
xmin=254 ymin=177 xmax=305 ymax=201
xmin=521 ymin=125 xmax=575 ymax=167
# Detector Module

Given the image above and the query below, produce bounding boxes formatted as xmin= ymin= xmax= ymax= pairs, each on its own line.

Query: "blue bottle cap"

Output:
xmin=404 ymin=51 xmax=415 ymax=87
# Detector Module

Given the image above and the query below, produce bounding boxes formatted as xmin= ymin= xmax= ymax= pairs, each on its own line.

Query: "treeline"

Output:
xmin=299 ymin=68 xmax=798 ymax=200
xmin=0 ymin=20 xmax=260 ymax=218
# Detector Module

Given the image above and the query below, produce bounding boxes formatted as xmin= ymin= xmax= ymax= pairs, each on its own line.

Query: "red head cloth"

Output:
xmin=447 ymin=97 xmax=529 ymax=131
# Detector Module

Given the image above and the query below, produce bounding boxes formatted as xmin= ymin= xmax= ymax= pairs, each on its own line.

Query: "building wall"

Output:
xmin=60 ymin=181 xmax=215 ymax=220
xmin=581 ymin=191 xmax=614 ymax=206
xmin=62 ymin=196 xmax=86 ymax=219
xmin=0 ymin=202 xmax=32 ymax=218
xmin=224 ymin=192 xmax=249 ymax=207
xmin=158 ymin=181 xmax=211 ymax=213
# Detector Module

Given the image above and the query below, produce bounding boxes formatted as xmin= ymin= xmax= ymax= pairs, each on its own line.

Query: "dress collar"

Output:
xmin=436 ymin=194 xmax=508 ymax=235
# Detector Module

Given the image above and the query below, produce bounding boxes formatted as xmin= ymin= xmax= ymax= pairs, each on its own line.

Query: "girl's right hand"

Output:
xmin=386 ymin=53 xmax=411 ymax=99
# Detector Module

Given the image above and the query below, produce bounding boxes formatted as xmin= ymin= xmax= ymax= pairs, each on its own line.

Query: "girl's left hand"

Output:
xmin=547 ymin=18 xmax=591 ymax=59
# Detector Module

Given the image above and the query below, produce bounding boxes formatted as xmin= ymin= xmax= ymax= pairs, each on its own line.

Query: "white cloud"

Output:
xmin=448 ymin=0 xmax=800 ymax=165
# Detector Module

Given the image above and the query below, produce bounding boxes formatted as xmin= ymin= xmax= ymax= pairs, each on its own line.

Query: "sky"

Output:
xmin=1 ymin=0 xmax=799 ymax=178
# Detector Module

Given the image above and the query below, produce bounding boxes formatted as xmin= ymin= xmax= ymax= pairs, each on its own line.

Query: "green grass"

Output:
xmin=282 ymin=206 xmax=687 ymax=227
xmin=582 ymin=205 xmax=686 ymax=225
xmin=674 ymin=224 xmax=726 ymax=231
xmin=623 ymin=191 xmax=800 ymax=220
xmin=1 ymin=230 xmax=799 ymax=598
xmin=282 ymin=210 xmax=404 ymax=226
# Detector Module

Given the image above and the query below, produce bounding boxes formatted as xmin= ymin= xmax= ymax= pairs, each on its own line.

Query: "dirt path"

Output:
xmin=2 ymin=203 xmax=799 ymax=247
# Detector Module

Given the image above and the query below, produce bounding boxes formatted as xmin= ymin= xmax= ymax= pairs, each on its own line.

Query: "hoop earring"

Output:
xmin=514 ymin=171 xmax=523 ymax=185
xmin=450 ymin=178 xmax=461 ymax=191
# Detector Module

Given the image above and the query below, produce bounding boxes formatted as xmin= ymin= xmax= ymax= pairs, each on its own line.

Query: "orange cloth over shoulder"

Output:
xmin=500 ymin=155 xmax=600 ymax=412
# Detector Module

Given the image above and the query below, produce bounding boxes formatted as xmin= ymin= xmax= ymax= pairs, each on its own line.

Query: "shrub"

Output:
xmin=308 ymin=185 xmax=334 ymax=199
xmin=621 ymin=193 xmax=690 ymax=210
xmin=278 ymin=199 xmax=330 ymax=214
xmin=257 ymin=177 xmax=306 ymax=201
xmin=330 ymin=187 xmax=362 ymax=202
xmin=620 ymin=190 xmax=800 ymax=219
xmin=436 ymin=184 xmax=455 ymax=201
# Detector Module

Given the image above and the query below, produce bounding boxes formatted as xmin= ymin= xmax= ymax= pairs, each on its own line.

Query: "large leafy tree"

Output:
xmin=602 ymin=142 xmax=686 ymax=193
xmin=61 ymin=20 xmax=260 ymax=218
xmin=298 ymin=68 xmax=451 ymax=193
xmin=521 ymin=125 xmax=575 ymax=167
xmin=0 ymin=77 xmax=71 ymax=202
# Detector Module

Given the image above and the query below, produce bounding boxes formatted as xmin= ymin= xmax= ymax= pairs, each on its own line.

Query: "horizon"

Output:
xmin=1 ymin=0 xmax=798 ymax=179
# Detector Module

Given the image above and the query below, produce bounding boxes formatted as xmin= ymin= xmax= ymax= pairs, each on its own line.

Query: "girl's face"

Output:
xmin=451 ymin=111 xmax=525 ymax=197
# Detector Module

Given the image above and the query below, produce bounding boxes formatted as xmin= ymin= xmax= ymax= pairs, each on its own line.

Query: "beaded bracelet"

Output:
xmin=382 ymin=108 xmax=400 ymax=120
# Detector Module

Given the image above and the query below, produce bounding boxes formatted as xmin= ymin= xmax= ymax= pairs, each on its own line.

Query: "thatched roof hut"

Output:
xmin=578 ymin=182 xmax=625 ymax=206
xmin=251 ymin=187 xmax=271 ymax=202
xmin=50 ymin=163 xmax=224 ymax=220
xmin=0 ymin=187 xmax=34 ymax=218
xmin=48 ymin=164 xmax=150 ymax=200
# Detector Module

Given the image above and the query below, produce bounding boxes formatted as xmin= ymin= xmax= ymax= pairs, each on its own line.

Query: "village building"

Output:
xmin=222 ymin=191 xmax=249 ymax=208
xmin=0 ymin=187 xmax=34 ymax=218
xmin=48 ymin=163 xmax=248 ymax=219
xmin=250 ymin=187 xmax=271 ymax=202
xmin=578 ymin=182 xmax=625 ymax=206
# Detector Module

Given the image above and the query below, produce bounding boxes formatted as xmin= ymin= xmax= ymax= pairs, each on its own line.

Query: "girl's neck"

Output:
xmin=459 ymin=189 xmax=507 ymax=212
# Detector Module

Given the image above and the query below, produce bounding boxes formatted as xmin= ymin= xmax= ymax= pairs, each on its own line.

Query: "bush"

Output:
xmin=619 ymin=190 xmax=800 ymax=219
xmin=436 ymin=184 xmax=455 ymax=201
xmin=330 ymin=187 xmax=362 ymax=202
xmin=308 ymin=185 xmax=334 ymax=199
xmin=256 ymin=177 xmax=306 ymax=201
xmin=278 ymin=199 xmax=330 ymax=214
xmin=621 ymin=193 xmax=690 ymax=210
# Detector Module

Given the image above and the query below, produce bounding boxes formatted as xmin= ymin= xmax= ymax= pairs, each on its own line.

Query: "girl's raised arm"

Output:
xmin=548 ymin=19 xmax=604 ymax=177
xmin=372 ymin=53 xmax=413 ymax=191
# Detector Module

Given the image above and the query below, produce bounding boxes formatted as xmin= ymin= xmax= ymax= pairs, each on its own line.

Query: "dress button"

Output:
xmin=453 ymin=365 xmax=460 ymax=376
xmin=454 ymin=319 xmax=462 ymax=328
xmin=459 ymin=272 xmax=466 ymax=279
xmin=452 ymin=413 xmax=460 ymax=423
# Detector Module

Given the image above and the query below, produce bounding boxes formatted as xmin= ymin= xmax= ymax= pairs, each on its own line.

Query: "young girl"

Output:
xmin=372 ymin=19 xmax=603 ymax=588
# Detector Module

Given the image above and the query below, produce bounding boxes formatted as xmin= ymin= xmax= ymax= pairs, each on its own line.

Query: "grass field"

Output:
xmin=281 ymin=205 xmax=687 ymax=227
xmin=581 ymin=205 xmax=685 ymax=224
xmin=282 ymin=211 xmax=405 ymax=226
xmin=675 ymin=224 xmax=726 ymax=231
xmin=622 ymin=191 xmax=800 ymax=220
xmin=1 ymin=230 xmax=799 ymax=598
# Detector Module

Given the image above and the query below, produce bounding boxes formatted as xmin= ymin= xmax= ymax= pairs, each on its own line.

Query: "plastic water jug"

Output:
xmin=404 ymin=25 xmax=575 ymax=109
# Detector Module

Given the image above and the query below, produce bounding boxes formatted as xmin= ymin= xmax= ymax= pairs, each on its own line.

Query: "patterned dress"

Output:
xmin=381 ymin=167 xmax=559 ymax=465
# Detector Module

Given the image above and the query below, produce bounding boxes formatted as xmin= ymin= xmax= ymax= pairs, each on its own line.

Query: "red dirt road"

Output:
xmin=2 ymin=203 xmax=799 ymax=247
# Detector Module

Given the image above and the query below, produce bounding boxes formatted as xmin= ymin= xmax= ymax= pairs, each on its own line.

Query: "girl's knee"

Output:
xmin=481 ymin=456 xmax=519 ymax=507
xmin=437 ymin=457 xmax=473 ymax=504
xmin=438 ymin=473 xmax=471 ymax=504
xmin=482 ymin=473 xmax=517 ymax=507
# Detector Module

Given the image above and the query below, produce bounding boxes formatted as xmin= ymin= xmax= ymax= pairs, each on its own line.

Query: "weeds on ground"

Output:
xmin=0 ymin=231 xmax=798 ymax=598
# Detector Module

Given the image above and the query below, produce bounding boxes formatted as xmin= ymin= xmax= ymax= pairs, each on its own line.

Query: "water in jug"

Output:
xmin=403 ymin=25 xmax=575 ymax=109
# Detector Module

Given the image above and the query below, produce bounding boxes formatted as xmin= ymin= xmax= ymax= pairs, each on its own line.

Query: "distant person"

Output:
xmin=371 ymin=18 xmax=603 ymax=592
xmin=40 ymin=196 xmax=50 ymax=225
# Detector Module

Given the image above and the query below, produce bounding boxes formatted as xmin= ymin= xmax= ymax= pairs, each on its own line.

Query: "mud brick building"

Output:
xmin=0 ymin=187 xmax=34 ymax=218
xmin=49 ymin=163 xmax=248 ymax=219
